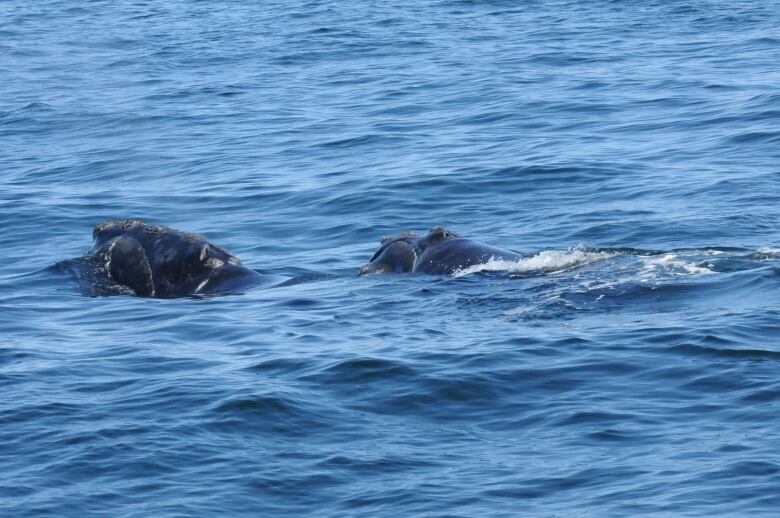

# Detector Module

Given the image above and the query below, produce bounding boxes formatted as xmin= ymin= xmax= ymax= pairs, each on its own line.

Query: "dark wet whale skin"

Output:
xmin=85 ymin=220 xmax=261 ymax=297
xmin=359 ymin=227 xmax=523 ymax=276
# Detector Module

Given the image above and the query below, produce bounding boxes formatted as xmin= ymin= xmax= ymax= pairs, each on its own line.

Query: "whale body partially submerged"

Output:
xmin=60 ymin=222 xmax=523 ymax=296
xmin=359 ymin=226 xmax=522 ymax=276
xmin=73 ymin=220 xmax=262 ymax=297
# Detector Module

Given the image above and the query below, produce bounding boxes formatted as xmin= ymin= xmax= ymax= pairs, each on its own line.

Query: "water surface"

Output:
xmin=2 ymin=1 xmax=780 ymax=515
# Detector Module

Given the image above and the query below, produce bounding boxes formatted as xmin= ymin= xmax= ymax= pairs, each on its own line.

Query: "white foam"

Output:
xmin=453 ymin=247 xmax=614 ymax=278
xmin=638 ymin=253 xmax=715 ymax=277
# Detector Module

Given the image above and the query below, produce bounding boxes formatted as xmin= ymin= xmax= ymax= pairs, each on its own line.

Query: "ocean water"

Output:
xmin=2 ymin=0 xmax=780 ymax=515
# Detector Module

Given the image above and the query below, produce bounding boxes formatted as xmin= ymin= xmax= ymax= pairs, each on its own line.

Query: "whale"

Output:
xmin=358 ymin=226 xmax=522 ymax=276
xmin=74 ymin=220 xmax=263 ymax=297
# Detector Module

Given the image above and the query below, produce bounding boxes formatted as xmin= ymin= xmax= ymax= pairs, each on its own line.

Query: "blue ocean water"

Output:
xmin=2 ymin=0 xmax=780 ymax=514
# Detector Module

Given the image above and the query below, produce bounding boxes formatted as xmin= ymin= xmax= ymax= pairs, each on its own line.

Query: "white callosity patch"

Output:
xmin=195 ymin=278 xmax=210 ymax=294
xmin=205 ymin=257 xmax=224 ymax=269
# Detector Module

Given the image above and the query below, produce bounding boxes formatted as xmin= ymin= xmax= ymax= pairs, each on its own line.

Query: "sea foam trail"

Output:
xmin=453 ymin=248 xmax=720 ymax=281
xmin=754 ymin=247 xmax=780 ymax=258
xmin=637 ymin=253 xmax=716 ymax=279
xmin=453 ymin=247 xmax=614 ymax=277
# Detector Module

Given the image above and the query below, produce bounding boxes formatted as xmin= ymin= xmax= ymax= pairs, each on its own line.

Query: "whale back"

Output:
xmin=359 ymin=226 xmax=521 ymax=276
xmin=416 ymin=238 xmax=521 ymax=274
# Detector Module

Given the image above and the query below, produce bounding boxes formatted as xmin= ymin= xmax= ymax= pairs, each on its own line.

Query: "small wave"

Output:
xmin=726 ymin=131 xmax=780 ymax=145
xmin=453 ymin=247 xmax=614 ymax=278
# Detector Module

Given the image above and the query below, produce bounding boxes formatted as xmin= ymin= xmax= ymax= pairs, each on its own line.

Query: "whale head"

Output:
xmin=358 ymin=227 xmax=461 ymax=276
